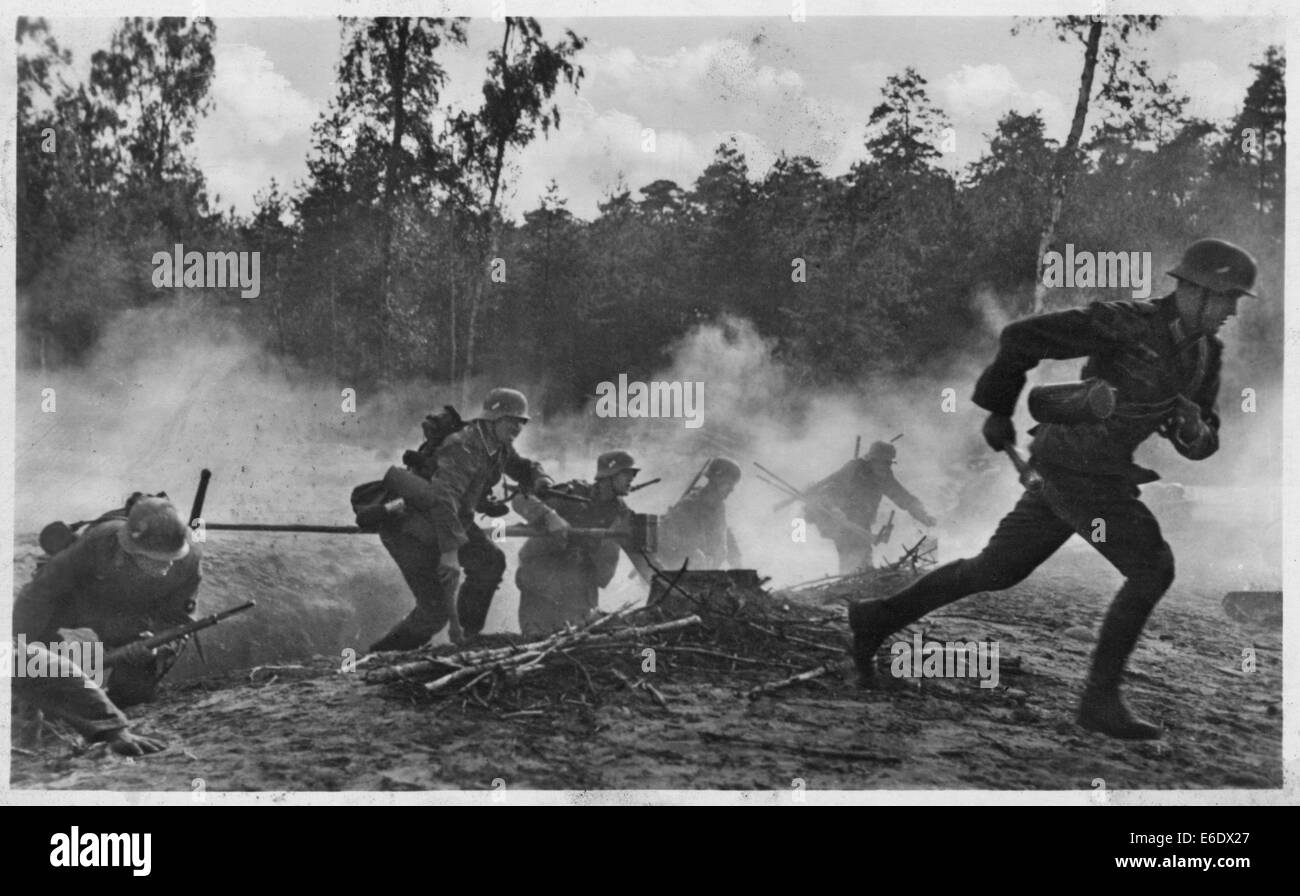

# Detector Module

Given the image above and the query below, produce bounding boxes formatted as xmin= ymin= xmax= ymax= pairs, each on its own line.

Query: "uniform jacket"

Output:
xmin=517 ymin=481 xmax=638 ymax=589
xmin=14 ymin=520 xmax=202 ymax=646
xmin=419 ymin=419 xmax=547 ymax=549
xmin=973 ymin=294 xmax=1220 ymax=482
xmin=660 ymin=488 xmax=741 ymax=568
xmin=808 ymin=459 xmax=926 ymax=534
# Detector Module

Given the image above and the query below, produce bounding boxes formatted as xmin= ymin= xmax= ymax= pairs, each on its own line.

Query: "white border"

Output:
xmin=1 ymin=0 xmax=1295 ymax=807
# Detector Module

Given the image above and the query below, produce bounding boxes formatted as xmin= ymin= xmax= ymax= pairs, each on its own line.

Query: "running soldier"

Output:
xmin=805 ymin=441 xmax=935 ymax=574
xmin=369 ymin=388 xmax=553 ymax=651
xmin=848 ymin=238 xmax=1258 ymax=740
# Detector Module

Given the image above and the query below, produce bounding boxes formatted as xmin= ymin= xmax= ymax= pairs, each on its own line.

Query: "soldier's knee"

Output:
xmin=1135 ymin=544 xmax=1175 ymax=594
xmin=464 ymin=543 xmax=506 ymax=580
xmin=965 ymin=553 xmax=1033 ymax=592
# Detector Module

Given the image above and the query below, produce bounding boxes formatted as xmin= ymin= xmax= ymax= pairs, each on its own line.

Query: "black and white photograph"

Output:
xmin=3 ymin=1 xmax=1291 ymax=803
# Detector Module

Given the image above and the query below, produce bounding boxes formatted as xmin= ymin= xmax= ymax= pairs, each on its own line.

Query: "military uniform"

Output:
xmin=805 ymin=452 xmax=932 ymax=574
xmin=658 ymin=488 xmax=741 ymax=570
xmin=515 ymin=481 xmax=647 ymax=636
xmin=12 ymin=517 xmax=202 ymax=740
xmin=851 ymin=289 xmax=1232 ymax=738
xmin=375 ymin=417 xmax=548 ymax=648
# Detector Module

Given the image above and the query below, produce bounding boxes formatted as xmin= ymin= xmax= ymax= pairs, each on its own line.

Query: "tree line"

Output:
xmin=16 ymin=17 xmax=1285 ymax=416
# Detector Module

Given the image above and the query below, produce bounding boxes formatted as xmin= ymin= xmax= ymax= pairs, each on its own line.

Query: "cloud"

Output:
xmin=1173 ymin=60 xmax=1241 ymax=123
xmin=939 ymin=63 xmax=1070 ymax=167
xmin=495 ymin=38 xmax=868 ymax=219
xmin=193 ymin=42 xmax=318 ymax=213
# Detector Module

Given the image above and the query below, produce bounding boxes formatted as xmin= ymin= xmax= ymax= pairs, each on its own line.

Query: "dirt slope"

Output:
xmin=9 ymin=539 xmax=1284 ymax=793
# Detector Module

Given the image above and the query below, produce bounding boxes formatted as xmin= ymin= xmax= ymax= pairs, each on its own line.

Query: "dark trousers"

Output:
xmin=380 ymin=523 xmax=506 ymax=636
xmin=882 ymin=468 xmax=1174 ymax=687
xmin=516 ymin=559 xmax=599 ymax=638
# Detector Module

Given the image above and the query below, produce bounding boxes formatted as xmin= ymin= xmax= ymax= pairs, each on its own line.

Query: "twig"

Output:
xmin=747 ymin=661 xmax=845 ymax=699
xmin=739 ymin=619 xmax=844 ymax=654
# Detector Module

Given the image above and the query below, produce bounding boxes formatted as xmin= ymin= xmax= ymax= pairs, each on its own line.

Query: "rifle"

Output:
xmin=102 ymin=601 xmax=256 ymax=668
xmin=677 ymin=460 xmax=711 ymax=503
xmin=753 ymin=462 xmax=873 ymax=544
xmin=874 ymin=510 xmax=895 ymax=546
xmin=188 ymin=468 xmax=212 ymax=527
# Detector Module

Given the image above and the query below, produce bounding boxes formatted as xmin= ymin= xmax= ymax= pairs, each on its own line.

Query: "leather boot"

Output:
xmin=369 ymin=605 xmax=441 ymax=653
xmin=849 ymin=560 xmax=970 ymax=684
xmin=1076 ymin=600 xmax=1161 ymax=740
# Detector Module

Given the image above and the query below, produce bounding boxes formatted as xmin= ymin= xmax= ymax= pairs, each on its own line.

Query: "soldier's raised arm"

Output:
xmin=973 ymin=305 xmax=1119 ymax=417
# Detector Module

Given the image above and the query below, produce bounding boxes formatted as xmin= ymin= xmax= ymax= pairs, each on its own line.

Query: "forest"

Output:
xmin=15 ymin=17 xmax=1285 ymax=417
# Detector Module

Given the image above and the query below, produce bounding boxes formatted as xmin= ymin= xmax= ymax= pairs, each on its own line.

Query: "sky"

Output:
xmin=39 ymin=13 xmax=1283 ymax=221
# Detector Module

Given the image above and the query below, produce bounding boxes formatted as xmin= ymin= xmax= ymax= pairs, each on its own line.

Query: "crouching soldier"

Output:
xmin=657 ymin=457 xmax=743 ymax=570
xmin=12 ymin=495 xmax=201 ymax=756
xmin=370 ymin=388 xmax=553 ymax=651
xmin=514 ymin=451 xmax=657 ymax=637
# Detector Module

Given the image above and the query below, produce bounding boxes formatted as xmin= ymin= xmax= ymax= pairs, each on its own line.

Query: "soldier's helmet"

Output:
xmin=481 ymin=387 xmax=531 ymax=422
xmin=117 ymin=497 xmax=191 ymax=562
xmin=596 ymin=450 xmax=639 ymax=480
xmin=865 ymin=441 xmax=897 ymax=464
xmin=705 ymin=457 xmax=742 ymax=483
xmin=1168 ymin=239 xmax=1257 ymax=297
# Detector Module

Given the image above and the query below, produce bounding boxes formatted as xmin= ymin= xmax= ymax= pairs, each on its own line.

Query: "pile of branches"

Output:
xmin=777 ymin=536 xmax=937 ymax=607
xmin=364 ymin=563 xmax=853 ymax=711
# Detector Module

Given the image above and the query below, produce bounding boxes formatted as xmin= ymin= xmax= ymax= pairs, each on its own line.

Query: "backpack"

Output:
xmin=37 ymin=492 xmax=171 ymax=563
xmin=350 ymin=405 xmax=466 ymax=531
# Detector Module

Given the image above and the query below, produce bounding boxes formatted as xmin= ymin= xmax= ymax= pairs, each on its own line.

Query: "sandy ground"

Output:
xmin=8 ymin=531 xmax=1284 ymax=793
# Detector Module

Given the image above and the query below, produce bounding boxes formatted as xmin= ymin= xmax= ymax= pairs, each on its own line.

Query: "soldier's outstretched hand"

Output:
xmin=982 ymin=413 xmax=1016 ymax=451
xmin=106 ymin=728 xmax=167 ymax=757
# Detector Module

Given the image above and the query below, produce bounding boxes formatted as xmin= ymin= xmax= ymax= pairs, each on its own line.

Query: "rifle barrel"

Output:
xmin=189 ymin=468 xmax=212 ymax=526
xmin=105 ymin=601 xmax=256 ymax=666
xmin=203 ymin=523 xmax=364 ymax=533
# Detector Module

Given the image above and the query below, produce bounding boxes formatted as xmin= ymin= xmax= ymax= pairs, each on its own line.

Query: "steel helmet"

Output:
xmin=117 ymin=497 xmax=191 ymax=562
xmin=481 ymin=387 xmax=531 ymax=422
xmin=865 ymin=441 xmax=897 ymax=464
xmin=1168 ymin=239 xmax=1258 ymax=297
xmin=705 ymin=457 xmax=741 ymax=483
xmin=596 ymin=450 xmax=639 ymax=480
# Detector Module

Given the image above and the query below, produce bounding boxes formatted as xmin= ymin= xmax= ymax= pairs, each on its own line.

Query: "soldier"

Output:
xmin=12 ymin=495 xmax=201 ymax=756
xmin=804 ymin=441 xmax=936 ymax=574
xmin=849 ymin=238 xmax=1258 ymax=740
xmin=514 ymin=450 xmax=656 ymax=637
xmin=370 ymin=387 xmax=553 ymax=652
xmin=657 ymin=457 xmax=742 ymax=570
